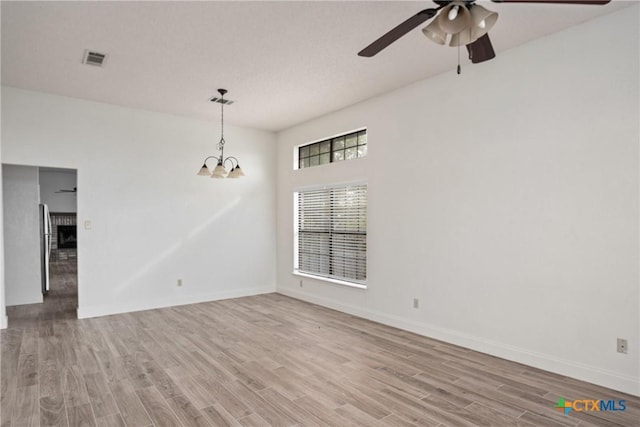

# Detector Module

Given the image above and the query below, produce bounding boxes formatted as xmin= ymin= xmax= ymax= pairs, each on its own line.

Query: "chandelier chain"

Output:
xmin=218 ymin=92 xmax=225 ymax=151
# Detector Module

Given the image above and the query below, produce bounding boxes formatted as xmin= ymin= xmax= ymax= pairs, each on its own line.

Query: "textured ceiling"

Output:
xmin=1 ymin=1 xmax=632 ymax=132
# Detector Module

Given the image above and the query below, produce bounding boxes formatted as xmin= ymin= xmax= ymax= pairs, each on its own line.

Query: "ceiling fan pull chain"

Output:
xmin=457 ymin=42 xmax=461 ymax=75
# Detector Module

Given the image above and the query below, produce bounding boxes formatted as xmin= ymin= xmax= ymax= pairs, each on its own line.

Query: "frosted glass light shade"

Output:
xmin=469 ymin=5 xmax=498 ymax=42
xmin=437 ymin=2 xmax=471 ymax=35
xmin=211 ymin=163 xmax=228 ymax=178
xmin=197 ymin=164 xmax=211 ymax=176
xmin=228 ymin=165 xmax=245 ymax=178
xmin=422 ymin=20 xmax=446 ymax=45
xmin=449 ymin=27 xmax=473 ymax=47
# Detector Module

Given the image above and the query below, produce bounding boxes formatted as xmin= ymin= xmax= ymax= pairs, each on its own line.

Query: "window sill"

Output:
xmin=292 ymin=271 xmax=367 ymax=290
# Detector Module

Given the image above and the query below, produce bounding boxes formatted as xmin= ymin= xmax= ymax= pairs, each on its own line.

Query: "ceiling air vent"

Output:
xmin=83 ymin=50 xmax=107 ymax=67
xmin=209 ymin=96 xmax=234 ymax=105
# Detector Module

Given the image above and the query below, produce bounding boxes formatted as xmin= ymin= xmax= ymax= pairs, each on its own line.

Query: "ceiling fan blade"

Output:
xmin=358 ymin=8 xmax=438 ymax=57
xmin=491 ymin=0 xmax=610 ymax=4
xmin=466 ymin=34 xmax=496 ymax=64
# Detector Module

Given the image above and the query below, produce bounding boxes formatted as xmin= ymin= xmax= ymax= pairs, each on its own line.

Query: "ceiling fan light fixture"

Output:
xmin=357 ymin=0 xmax=610 ymax=62
xmin=422 ymin=20 xmax=447 ymax=45
xmin=469 ymin=5 xmax=498 ymax=42
xmin=449 ymin=28 xmax=473 ymax=47
xmin=437 ymin=1 xmax=471 ymax=35
xmin=447 ymin=5 xmax=460 ymax=21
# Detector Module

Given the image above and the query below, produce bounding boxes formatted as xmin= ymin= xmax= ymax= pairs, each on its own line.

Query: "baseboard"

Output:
xmin=277 ymin=288 xmax=640 ymax=397
xmin=77 ymin=286 xmax=275 ymax=319
xmin=5 ymin=295 xmax=44 ymax=307
xmin=0 ymin=314 xmax=7 ymax=329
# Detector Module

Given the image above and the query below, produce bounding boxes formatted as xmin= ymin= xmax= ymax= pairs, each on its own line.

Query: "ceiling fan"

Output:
xmin=358 ymin=0 xmax=612 ymax=65
xmin=55 ymin=187 xmax=77 ymax=193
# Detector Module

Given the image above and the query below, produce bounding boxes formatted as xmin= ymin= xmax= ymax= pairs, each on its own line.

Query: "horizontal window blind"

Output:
xmin=296 ymin=185 xmax=367 ymax=283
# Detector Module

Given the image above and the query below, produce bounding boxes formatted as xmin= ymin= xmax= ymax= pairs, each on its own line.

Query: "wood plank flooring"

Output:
xmin=2 ymin=262 xmax=639 ymax=426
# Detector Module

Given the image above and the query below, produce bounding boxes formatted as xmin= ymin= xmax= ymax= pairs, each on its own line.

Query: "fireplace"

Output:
xmin=57 ymin=225 xmax=77 ymax=249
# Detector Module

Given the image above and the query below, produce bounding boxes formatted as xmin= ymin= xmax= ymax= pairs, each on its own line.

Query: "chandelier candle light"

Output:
xmin=197 ymin=89 xmax=245 ymax=179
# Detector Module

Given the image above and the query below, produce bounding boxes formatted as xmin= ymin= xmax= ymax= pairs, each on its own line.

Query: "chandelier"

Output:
xmin=197 ymin=89 xmax=245 ymax=179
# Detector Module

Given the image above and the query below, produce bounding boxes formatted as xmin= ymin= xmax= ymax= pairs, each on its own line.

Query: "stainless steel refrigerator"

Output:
xmin=40 ymin=204 xmax=52 ymax=294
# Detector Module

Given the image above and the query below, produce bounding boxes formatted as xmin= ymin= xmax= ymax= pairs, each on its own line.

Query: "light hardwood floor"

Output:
xmin=2 ymin=263 xmax=639 ymax=426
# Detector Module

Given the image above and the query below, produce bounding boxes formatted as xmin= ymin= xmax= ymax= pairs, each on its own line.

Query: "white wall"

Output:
xmin=2 ymin=165 xmax=43 ymax=306
xmin=39 ymin=168 xmax=77 ymax=213
xmin=276 ymin=7 xmax=640 ymax=396
xmin=1 ymin=87 xmax=277 ymax=318
xmin=0 ymin=87 xmax=6 ymax=328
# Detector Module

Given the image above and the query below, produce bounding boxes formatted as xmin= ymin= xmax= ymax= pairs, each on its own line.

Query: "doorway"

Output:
xmin=1 ymin=165 xmax=78 ymax=325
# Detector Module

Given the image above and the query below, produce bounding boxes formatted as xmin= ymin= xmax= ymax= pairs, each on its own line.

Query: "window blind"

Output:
xmin=296 ymin=185 xmax=367 ymax=284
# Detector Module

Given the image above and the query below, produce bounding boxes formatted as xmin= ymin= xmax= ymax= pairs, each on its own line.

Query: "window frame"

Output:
xmin=293 ymin=182 xmax=368 ymax=289
xmin=296 ymin=129 xmax=367 ymax=170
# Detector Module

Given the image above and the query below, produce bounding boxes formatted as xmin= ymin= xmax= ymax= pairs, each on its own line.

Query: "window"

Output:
xmin=295 ymin=184 xmax=367 ymax=285
xmin=298 ymin=130 xmax=367 ymax=169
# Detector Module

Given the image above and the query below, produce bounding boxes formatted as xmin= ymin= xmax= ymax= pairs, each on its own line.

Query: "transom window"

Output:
xmin=295 ymin=184 xmax=367 ymax=285
xmin=298 ymin=130 xmax=367 ymax=169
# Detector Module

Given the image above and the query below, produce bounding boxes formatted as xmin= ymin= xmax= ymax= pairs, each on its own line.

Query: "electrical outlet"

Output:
xmin=299 ymin=280 xmax=303 ymax=288
xmin=177 ymin=279 xmax=183 ymax=287
xmin=413 ymin=298 xmax=419 ymax=309
xmin=617 ymin=338 xmax=628 ymax=354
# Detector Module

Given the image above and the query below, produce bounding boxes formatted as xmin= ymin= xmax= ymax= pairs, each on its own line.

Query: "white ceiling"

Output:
xmin=1 ymin=1 xmax=632 ymax=132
